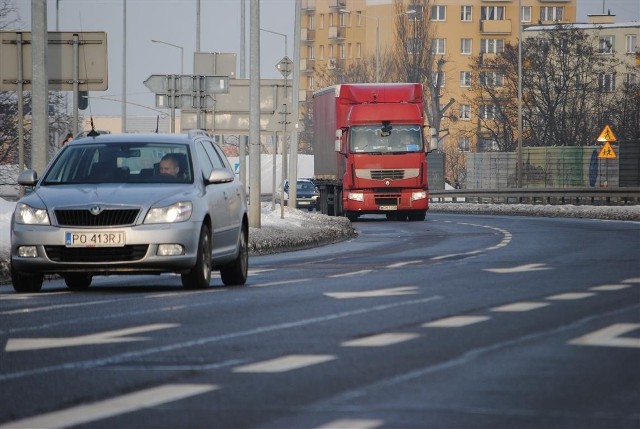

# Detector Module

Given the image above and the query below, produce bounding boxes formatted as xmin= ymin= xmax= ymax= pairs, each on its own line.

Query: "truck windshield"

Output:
xmin=350 ymin=125 xmax=423 ymax=153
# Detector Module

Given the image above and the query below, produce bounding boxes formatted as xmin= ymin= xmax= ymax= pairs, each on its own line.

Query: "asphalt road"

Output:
xmin=1 ymin=213 xmax=638 ymax=429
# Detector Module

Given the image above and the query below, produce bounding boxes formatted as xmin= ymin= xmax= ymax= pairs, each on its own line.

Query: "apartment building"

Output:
xmin=299 ymin=0 xmax=577 ymax=152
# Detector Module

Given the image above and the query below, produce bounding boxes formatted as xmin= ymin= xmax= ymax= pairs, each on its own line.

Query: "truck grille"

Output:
xmin=370 ymin=170 xmax=405 ymax=180
xmin=44 ymin=245 xmax=149 ymax=262
xmin=375 ymin=193 xmax=401 ymax=206
xmin=55 ymin=209 xmax=140 ymax=227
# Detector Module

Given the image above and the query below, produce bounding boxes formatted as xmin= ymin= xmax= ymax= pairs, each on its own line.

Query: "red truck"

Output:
xmin=312 ymin=83 xmax=429 ymax=221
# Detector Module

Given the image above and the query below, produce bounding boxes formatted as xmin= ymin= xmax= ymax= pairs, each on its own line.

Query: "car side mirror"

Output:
xmin=206 ymin=168 xmax=234 ymax=184
xmin=17 ymin=169 xmax=38 ymax=186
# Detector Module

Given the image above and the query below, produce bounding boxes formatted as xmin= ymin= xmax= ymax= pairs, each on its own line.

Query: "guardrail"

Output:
xmin=429 ymin=188 xmax=640 ymax=205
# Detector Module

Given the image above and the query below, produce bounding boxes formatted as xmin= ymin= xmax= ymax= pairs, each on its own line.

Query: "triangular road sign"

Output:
xmin=597 ymin=125 xmax=617 ymax=142
xmin=598 ymin=141 xmax=617 ymax=159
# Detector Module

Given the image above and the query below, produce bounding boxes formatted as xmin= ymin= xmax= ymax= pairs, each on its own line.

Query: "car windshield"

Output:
xmin=42 ymin=142 xmax=193 ymax=185
xmin=350 ymin=125 xmax=423 ymax=153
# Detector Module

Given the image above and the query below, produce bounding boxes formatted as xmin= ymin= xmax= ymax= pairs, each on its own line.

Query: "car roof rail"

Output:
xmin=187 ymin=129 xmax=210 ymax=139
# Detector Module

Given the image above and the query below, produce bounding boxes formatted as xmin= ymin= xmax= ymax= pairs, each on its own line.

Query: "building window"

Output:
xmin=460 ymin=71 xmax=472 ymax=87
xmin=340 ymin=11 xmax=349 ymax=27
xmin=320 ymin=14 xmax=324 ymax=29
xmin=480 ymin=38 xmax=504 ymax=53
xmin=431 ymin=5 xmax=446 ymax=21
xmin=480 ymin=104 xmax=497 ymax=119
xmin=459 ymin=104 xmax=471 ymax=121
xmin=308 ymin=75 xmax=314 ymax=91
xmin=480 ymin=71 xmax=503 ymax=87
xmin=339 ymin=43 xmax=346 ymax=59
xmin=408 ymin=5 xmax=424 ymax=21
xmin=599 ymin=73 xmax=616 ymax=92
xmin=521 ymin=6 xmax=532 ymax=22
xmin=432 ymin=38 xmax=446 ymax=55
xmin=308 ymin=14 xmax=315 ymax=30
xmin=308 ymin=45 xmax=315 ymax=59
xmin=432 ymin=71 xmax=446 ymax=86
xmin=356 ymin=11 xmax=363 ymax=26
xmin=319 ymin=45 xmax=324 ymax=60
xmin=599 ymin=35 xmax=615 ymax=54
xmin=408 ymin=38 xmax=423 ymax=54
xmin=458 ymin=136 xmax=471 ymax=151
xmin=460 ymin=38 xmax=472 ymax=55
xmin=356 ymin=42 xmax=362 ymax=58
xmin=540 ymin=7 xmax=563 ymax=21
xmin=461 ymin=5 xmax=472 ymax=22
xmin=626 ymin=34 xmax=637 ymax=54
xmin=481 ymin=6 xmax=505 ymax=20
xmin=626 ymin=73 xmax=638 ymax=87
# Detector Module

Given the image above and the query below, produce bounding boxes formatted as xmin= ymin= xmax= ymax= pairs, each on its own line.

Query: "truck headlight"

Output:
xmin=145 ymin=201 xmax=193 ymax=224
xmin=412 ymin=191 xmax=427 ymax=201
xmin=14 ymin=203 xmax=50 ymax=225
xmin=348 ymin=192 xmax=364 ymax=202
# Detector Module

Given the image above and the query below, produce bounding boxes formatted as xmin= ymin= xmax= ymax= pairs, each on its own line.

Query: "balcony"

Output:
xmin=480 ymin=19 xmax=512 ymax=34
xmin=301 ymin=28 xmax=315 ymax=43
xmin=328 ymin=0 xmax=346 ymax=10
xmin=327 ymin=57 xmax=343 ymax=70
xmin=300 ymin=58 xmax=315 ymax=73
xmin=301 ymin=0 xmax=316 ymax=12
xmin=328 ymin=26 xmax=345 ymax=40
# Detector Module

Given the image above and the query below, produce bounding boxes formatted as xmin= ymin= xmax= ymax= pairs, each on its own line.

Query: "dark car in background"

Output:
xmin=10 ymin=130 xmax=248 ymax=293
xmin=275 ymin=179 xmax=320 ymax=211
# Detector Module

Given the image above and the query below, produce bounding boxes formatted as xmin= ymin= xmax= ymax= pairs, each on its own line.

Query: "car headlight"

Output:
xmin=144 ymin=201 xmax=193 ymax=224
xmin=14 ymin=203 xmax=50 ymax=225
xmin=348 ymin=192 xmax=364 ymax=202
xmin=412 ymin=191 xmax=427 ymax=201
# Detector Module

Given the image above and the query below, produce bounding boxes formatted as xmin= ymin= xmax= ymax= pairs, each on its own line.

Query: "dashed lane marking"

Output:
xmin=431 ymin=223 xmax=512 ymax=261
xmin=569 ymin=323 xmax=640 ymax=349
xmin=341 ymin=333 xmax=420 ymax=347
xmin=423 ymin=315 xmax=491 ymax=328
xmin=491 ymin=302 xmax=550 ymax=312
xmin=330 ymin=270 xmax=373 ymax=278
xmin=484 ymin=263 xmax=552 ymax=274
xmin=622 ymin=277 xmax=640 ymax=284
xmin=251 ymin=279 xmax=311 ymax=288
xmin=590 ymin=284 xmax=632 ymax=291
xmin=546 ymin=292 xmax=596 ymax=301
xmin=385 ymin=260 xmax=423 ymax=269
xmin=314 ymin=419 xmax=383 ymax=429
xmin=325 ymin=287 xmax=419 ymax=299
xmin=0 ymin=383 xmax=218 ymax=429
xmin=232 ymin=354 xmax=336 ymax=373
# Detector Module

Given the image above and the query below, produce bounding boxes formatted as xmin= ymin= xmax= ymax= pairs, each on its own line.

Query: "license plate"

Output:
xmin=379 ymin=205 xmax=397 ymax=211
xmin=65 ymin=231 xmax=126 ymax=247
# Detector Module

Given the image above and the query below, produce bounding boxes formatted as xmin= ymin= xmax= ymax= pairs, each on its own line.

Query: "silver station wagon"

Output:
xmin=10 ymin=130 xmax=248 ymax=292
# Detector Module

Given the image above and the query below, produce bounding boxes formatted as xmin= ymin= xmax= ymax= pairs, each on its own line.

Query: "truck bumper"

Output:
xmin=343 ymin=189 xmax=428 ymax=214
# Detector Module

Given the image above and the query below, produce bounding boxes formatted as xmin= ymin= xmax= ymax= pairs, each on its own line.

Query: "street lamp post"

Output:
xmin=151 ymin=39 xmax=184 ymax=75
xmin=341 ymin=9 xmax=379 ymax=82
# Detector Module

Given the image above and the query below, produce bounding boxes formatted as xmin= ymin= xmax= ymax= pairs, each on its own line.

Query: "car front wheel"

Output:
xmin=220 ymin=226 xmax=248 ymax=286
xmin=181 ymin=224 xmax=212 ymax=289
xmin=11 ymin=263 xmax=44 ymax=293
xmin=64 ymin=273 xmax=93 ymax=290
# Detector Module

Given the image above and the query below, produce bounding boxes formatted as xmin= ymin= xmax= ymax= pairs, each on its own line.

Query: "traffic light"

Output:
xmin=79 ymin=91 xmax=89 ymax=110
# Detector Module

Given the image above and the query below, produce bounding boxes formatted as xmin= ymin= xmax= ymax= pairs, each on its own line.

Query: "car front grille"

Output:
xmin=55 ymin=209 xmax=140 ymax=227
xmin=44 ymin=245 xmax=149 ymax=262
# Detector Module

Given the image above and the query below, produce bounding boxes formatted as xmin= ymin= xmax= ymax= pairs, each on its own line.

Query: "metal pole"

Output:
xmin=239 ymin=0 xmax=247 ymax=190
xmin=517 ymin=0 xmax=523 ymax=188
xmin=31 ymin=0 xmax=48 ymax=173
xmin=73 ymin=34 xmax=79 ymax=136
xmin=248 ymin=0 xmax=261 ymax=227
xmin=289 ymin=0 xmax=301 ymax=208
xmin=122 ymin=0 xmax=127 ymax=132
xmin=375 ymin=17 xmax=380 ymax=82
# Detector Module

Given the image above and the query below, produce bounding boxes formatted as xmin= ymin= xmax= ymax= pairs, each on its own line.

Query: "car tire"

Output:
xmin=11 ymin=263 xmax=44 ymax=293
xmin=64 ymin=273 xmax=93 ymax=290
xmin=220 ymin=226 xmax=248 ymax=286
xmin=181 ymin=223 xmax=212 ymax=289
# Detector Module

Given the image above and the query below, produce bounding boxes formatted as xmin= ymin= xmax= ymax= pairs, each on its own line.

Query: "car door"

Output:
xmin=195 ymin=141 xmax=233 ymax=258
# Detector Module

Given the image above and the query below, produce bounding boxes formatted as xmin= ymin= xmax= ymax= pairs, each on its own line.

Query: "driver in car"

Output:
xmin=158 ymin=154 xmax=180 ymax=177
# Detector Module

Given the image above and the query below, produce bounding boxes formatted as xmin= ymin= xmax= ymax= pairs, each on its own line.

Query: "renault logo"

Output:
xmin=89 ymin=206 xmax=103 ymax=216
xmin=384 ymin=179 xmax=391 ymax=187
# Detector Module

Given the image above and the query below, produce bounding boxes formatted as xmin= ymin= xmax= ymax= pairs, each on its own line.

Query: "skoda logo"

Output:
xmin=89 ymin=206 xmax=103 ymax=216
xmin=384 ymin=179 xmax=391 ymax=187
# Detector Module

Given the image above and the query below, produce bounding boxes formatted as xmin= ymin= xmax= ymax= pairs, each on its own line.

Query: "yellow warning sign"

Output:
xmin=597 ymin=125 xmax=617 ymax=142
xmin=598 ymin=141 xmax=617 ymax=159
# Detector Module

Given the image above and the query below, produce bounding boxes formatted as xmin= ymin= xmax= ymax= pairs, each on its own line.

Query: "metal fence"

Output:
xmin=465 ymin=143 xmax=639 ymax=189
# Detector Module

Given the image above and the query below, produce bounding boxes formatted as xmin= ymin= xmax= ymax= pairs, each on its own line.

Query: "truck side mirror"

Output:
xmin=334 ymin=129 xmax=342 ymax=152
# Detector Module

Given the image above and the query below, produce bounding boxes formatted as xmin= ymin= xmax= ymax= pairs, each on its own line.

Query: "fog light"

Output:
xmin=157 ymin=244 xmax=184 ymax=256
xmin=348 ymin=192 xmax=364 ymax=202
xmin=18 ymin=246 xmax=38 ymax=258
xmin=412 ymin=191 xmax=427 ymax=201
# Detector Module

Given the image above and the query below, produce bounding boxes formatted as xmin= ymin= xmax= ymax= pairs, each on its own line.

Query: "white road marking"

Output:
xmin=546 ymin=292 xmax=595 ymax=300
xmin=590 ymin=284 xmax=631 ymax=291
xmin=569 ymin=323 xmax=640 ymax=349
xmin=325 ymin=287 xmax=419 ymax=299
xmin=484 ymin=263 xmax=552 ymax=274
xmin=431 ymin=223 xmax=512 ymax=261
xmin=385 ymin=260 xmax=423 ymax=269
xmin=622 ymin=277 xmax=640 ymax=284
xmin=251 ymin=279 xmax=310 ymax=288
xmin=315 ymin=419 xmax=383 ymax=429
xmin=233 ymin=354 xmax=336 ymax=373
xmin=330 ymin=270 xmax=373 ymax=278
xmin=423 ymin=315 xmax=490 ymax=328
xmin=491 ymin=302 xmax=550 ymax=312
xmin=0 ymin=299 xmax=115 ymax=316
xmin=341 ymin=333 xmax=419 ymax=347
xmin=5 ymin=323 xmax=179 ymax=352
xmin=0 ymin=383 xmax=217 ymax=429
